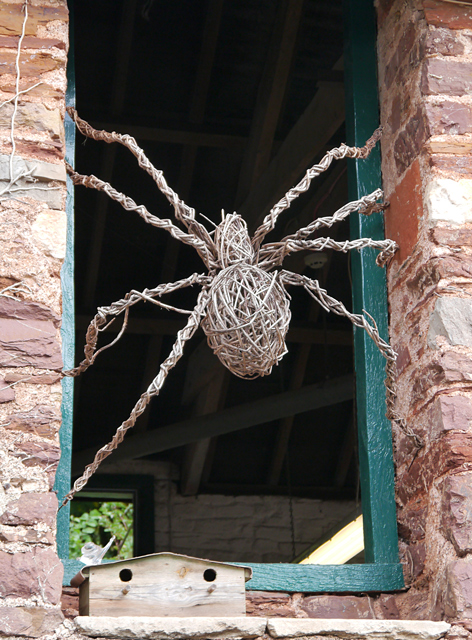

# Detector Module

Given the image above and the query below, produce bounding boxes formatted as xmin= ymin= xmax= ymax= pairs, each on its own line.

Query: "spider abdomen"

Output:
xmin=202 ymin=263 xmax=291 ymax=379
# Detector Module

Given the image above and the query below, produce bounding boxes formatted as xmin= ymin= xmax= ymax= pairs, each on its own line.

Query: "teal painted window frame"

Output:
xmin=57 ymin=0 xmax=404 ymax=591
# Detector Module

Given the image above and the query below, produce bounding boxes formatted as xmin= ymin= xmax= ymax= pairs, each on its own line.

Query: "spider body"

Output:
xmin=201 ymin=213 xmax=291 ymax=378
xmin=202 ymin=261 xmax=291 ymax=379
xmin=61 ymin=109 xmax=400 ymax=506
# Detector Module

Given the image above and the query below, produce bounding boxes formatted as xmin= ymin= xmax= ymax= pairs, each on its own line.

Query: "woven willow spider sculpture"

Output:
xmin=62 ymin=108 xmax=400 ymax=505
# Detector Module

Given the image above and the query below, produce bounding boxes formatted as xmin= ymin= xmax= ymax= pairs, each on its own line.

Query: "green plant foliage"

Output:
xmin=69 ymin=500 xmax=134 ymax=560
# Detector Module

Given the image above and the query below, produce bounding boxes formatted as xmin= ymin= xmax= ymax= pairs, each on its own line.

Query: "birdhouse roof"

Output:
xmin=71 ymin=552 xmax=252 ymax=587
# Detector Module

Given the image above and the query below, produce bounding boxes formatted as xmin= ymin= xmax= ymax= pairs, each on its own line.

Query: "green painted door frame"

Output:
xmin=58 ymin=0 xmax=403 ymax=591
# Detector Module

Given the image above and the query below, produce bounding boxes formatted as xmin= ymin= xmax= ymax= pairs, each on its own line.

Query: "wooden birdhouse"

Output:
xmin=73 ymin=552 xmax=252 ymax=617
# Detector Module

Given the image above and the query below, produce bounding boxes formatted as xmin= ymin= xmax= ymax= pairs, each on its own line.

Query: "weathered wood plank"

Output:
xmin=85 ymin=555 xmax=248 ymax=617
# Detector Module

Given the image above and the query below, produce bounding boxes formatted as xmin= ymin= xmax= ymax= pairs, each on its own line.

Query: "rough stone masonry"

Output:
xmin=0 ymin=0 xmax=69 ymax=637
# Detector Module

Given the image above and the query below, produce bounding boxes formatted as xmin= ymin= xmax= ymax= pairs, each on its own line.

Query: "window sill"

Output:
xmin=75 ymin=616 xmax=450 ymax=640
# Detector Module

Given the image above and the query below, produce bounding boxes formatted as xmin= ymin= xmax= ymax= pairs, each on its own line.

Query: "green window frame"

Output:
xmin=56 ymin=0 xmax=404 ymax=592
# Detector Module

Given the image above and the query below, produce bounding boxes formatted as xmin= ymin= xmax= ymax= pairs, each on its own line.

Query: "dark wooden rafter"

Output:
xmin=266 ymin=167 xmax=349 ymax=485
xmin=235 ymin=0 xmax=304 ymax=204
xmin=158 ymin=3 xmax=226 ymax=488
xmin=72 ymin=374 xmax=354 ymax=473
xmin=180 ymin=371 xmax=229 ymax=496
xmin=239 ymin=69 xmax=345 ymax=230
xmin=89 ymin=123 xmax=246 ymax=150
xmin=160 ymin=0 xmax=224 ymax=285
xmin=81 ymin=0 xmax=138 ymax=311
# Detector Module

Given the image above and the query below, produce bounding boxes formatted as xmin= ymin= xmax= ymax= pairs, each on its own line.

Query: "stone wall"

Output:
xmin=0 ymin=0 xmax=69 ymax=637
xmin=377 ymin=0 xmax=472 ymax=623
xmin=98 ymin=460 xmax=357 ymax=564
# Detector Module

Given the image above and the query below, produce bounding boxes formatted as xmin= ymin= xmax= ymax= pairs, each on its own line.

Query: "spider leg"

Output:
xmin=252 ymin=128 xmax=382 ymax=251
xmin=67 ymin=108 xmax=214 ymax=253
xmin=258 ymin=190 xmax=390 ymax=268
xmin=63 ymin=273 xmax=210 ymax=378
xmin=260 ymin=236 xmax=397 ymax=270
xmin=278 ymin=270 xmax=423 ymax=450
xmin=66 ymin=163 xmax=215 ymax=269
xmin=60 ymin=287 xmax=211 ymax=507
xmin=279 ymin=269 xmax=394 ymax=361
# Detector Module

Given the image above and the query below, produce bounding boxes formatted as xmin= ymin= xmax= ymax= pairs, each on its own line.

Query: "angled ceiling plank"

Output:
xmin=133 ymin=335 xmax=164 ymax=434
xmin=90 ymin=123 xmax=247 ymax=150
xmin=81 ymin=0 xmax=138 ymax=310
xmin=236 ymin=0 xmax=304 ymax=204
xmin=180 ymin=371 xmax=229 ymax=496
xmin=239 ymin=79 xmax=345 ymax=230
xmin=72 ymin=374 xmax=354 ymax=473
xmin=159 ymin=0 xmax=224 ymax=286
xmin=266 ymin=170 xmax=349 ymax=485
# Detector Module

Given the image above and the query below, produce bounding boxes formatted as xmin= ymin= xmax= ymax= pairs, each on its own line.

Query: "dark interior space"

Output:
xmin=71 ymin=0 xmax=359 ymax=512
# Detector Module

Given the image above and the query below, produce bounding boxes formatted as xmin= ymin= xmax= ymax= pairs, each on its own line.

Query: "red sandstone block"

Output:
xmin=0 ymin=297 xmax=62 ymax=370
xmin=393 ymin=108 xmax=429 ymax=175
xmin=0 ymin=377 xmax=14 ymax=403
xmin=301 ymin=595 xmax=374 ymax=619
xmin=442 ymin=472 xmax=472 ymax=554
xmin=431 ymin=225 xmax=472 ymax=246
xmin=5 ymin=404 xmax=61 ymax=439
xmin=430 ymin=154 xmax=472 ymax=178
xmin=422 ymin=59 xmax=472 ymax=96
xmin=0 ymin=35 xmax=66 ymax=49
xmin=384 ymin=21 xmax=417 ymax=89
xmin=397 ymin=501 xmax=427 ymax=542
xmin=376 ymin=0 xmax=396 ymax=28
xmin=425 ymin=28 xmax=464 ymax=56
xmin=445 ymin=560 xmax=472 ymax=619
xmin=0 ymin=607 xmax=63 ymax=638
xmin=0 ymin=548 xmax=63 ymax=604
xmin=401 ymin=541 xmax=426 ymax=582
xmin=425 ymin=101 xmax=472 ymax=136
xmin=246 ymin=592 xmax=295 ymax=618
xmin=397 ymin=431 xmax=472 ymax=505
xmin=0 ymin=492 xmax=57 ymax=527
xmin=431 ymin=395 xmax=472 ymax=438
xmin=424 ymin=0 xmax=472 ymax=30
xmin=375 ymin=595 xmax=400 ymax=619
xmin=4 ymin=372 xmax=61 ymax=385
xmin=385 ymin=159 xmax=422 ymax=265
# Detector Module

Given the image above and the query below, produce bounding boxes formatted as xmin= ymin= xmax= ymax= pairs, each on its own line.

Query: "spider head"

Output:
xmin=215 ymin=212 xmax=255 ymax=268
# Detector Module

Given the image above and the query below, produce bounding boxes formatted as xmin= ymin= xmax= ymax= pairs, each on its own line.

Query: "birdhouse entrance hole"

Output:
xmin=119 ymin=568 xmax=133 ymax=582
xmin=203 ymin=568 xmax=217 ymax=582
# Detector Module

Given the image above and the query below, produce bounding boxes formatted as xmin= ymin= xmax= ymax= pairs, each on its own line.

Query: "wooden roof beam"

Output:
xmin=72 ymin=374 xmax=354 ymax=473
xmin=81 ymin=0 xmax=138 ymax=311
xmin=235 ymin=0 xmax=304 ymax=204
xmin=239 ymin=71 xmax=345 ymax=230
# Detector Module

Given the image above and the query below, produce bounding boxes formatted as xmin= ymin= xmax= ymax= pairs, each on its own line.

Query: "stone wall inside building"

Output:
xmin=0 ymin=0 xmax=69 ymax=637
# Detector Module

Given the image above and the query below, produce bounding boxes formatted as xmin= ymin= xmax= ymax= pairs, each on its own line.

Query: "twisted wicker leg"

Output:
xmin=258 ymin=189 xmax=386 ymax=268
xmin=64 ymin=273 xmax=210 ymax=378
xmin=260 ymin=236 xmax=397 ymax=270
xmin=67 ymin=108 xmax=214 ymax=252
xmin=60 ymin=288 xmax=210 ymax=507
xmin=252 ymin=128 xmax=382 ymax=250
xmin=279 ymin=270 xmax=423 ymax=450
xmin=66 ymin=163 xmax=214 ymax=268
